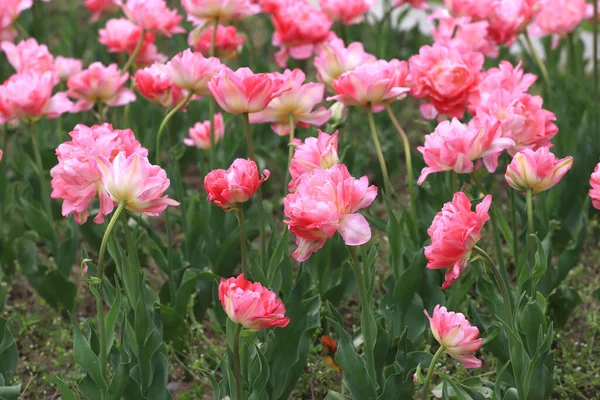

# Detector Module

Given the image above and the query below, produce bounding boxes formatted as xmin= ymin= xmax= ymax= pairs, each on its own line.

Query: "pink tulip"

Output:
xmin=288 ymin=130 xmax=339 ymax=191
xmin=429 ymin=10 xmax=498 ymax=57
xmin=531 ymin=0 xmax=586 ymax=38
xmin=505 ymin=147 xmax=573 ymax=194
xmin=409 ymin=42 xmax=484 ymax=119
xmin=314 ymin=37 xmax=376 ymax=88
xmin=182 ymin=0 xmax=260 ymax=25
xmin=1 ymin=38 xmax=55 ymax=74
xmin=163 ymin=49 xmax=223 ymax=95
xmin=589 ymin=163 xmax=600 ymax=210
xmin=54 ymin=57 xmax=83 ymax=81
xmin=96 ymin=152 xmax=179 ymax=216
xmin=0 ymin=71 xmax=72 ymax=124
xmin=204 ymin=158 xmax=270 ymax=210
xmin=0 ymin=0 xmax=32 ymax=42
xmin=0 ymin=149 xmax=2 ymax=161
xmin=469 ymin=61 xmax=537 ymax=108
xmin=218 ymin=274 xmax=290 ymax=330
xmin=122 ymin=0 xmax=184 ymax=37
xmin=394 ymin=0 xmax=428 ymax=9
xmin=99 ymin=18 xmax=166 ymax=67
xmin=85 ymin=0 xmax=120 ymax=22
xmin=319 ymin=0 xmax=373 ymax=25
xmin=190 ymin=24 xmax=245 ymax=59
xmin=67 ymin=62 xmax=136 ymax=113
xmin=249 ymin=69 xmax=331 ymax=136
xmin=417 ymin=117 xmax=514 ymax=184
xmin=444 ymin=0 xmax=495 ymax=20
xmin=328 ymin=59 xmax=410 ymax=111
xmin=50 ymin=124 xmax=147 ymax=224
xmin=269 ymin=0 xmax=334 ymax=67
xmin=284 ymin=164 xmax=377 ymax=261
xmin=425 ymin=192 xmax=492 ymax=289
xmin=208 ymin=67 xmax=288 ymax=114
xmin=134 ymin=64 xmax=186 ymax=109
xmin=585 ymin=1 xmax=600 ymax=21
xmin=184 ymin=113 xmax=225 ymax=149
xmin=486 ymin=0 xmax=539 ymax=46
xmin=425 ymin=305 xmax=483 ymax=368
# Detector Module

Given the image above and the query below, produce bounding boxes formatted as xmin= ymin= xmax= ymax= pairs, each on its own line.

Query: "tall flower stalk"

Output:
xmin=366 ymin=106 xmax=392 ymax=194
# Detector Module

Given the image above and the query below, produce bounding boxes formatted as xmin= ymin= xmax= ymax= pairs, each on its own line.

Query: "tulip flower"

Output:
xmin=85 ymin=0 xmax=120 ymax=22
xmin=590 ymin=163 xmax=600 ymax=210
xmin=182 ymin=0 xmax=260 ymax=24
xmin=0 ymin=0 xmax=33 ymax=42
xmin=54 ymin=57 xmax=83 ymax=81
xmin=190 ymin=24 xmax=245 ymax=59
xmin=505 ymin=147 xmax=573 ymax=194
xmin=314 ymin=37 xmax=376 ymax=88
xmin=134 ymin=64 xmax=186 ymax=109
xmin=163 ymin=49 xmax=223 ymax=95
xmin=288 ymin=130 xmax=339 ymax=191
xmin=122 ymin=0 xmax=185 ymax=37
xmin=394 ymin=0 xmax=428 ymax=8
xmin=184 ymin=113 xmax=225 ymax=149
xmin=319 ymin=0 xmax=373 ymax=25
xmin=531 ymin=0 xmax=587 ymax=39
xmin=1 ymin=38 xmax=55 ymax=74
xmin=425 ymin=192 xmax=492 ymax=289
xmin=429 ymin=10 xmax=498 ymax=57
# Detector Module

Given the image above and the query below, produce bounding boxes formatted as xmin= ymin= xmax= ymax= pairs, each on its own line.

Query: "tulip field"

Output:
xmin=1 ymin=0 xmax=600 ymax=399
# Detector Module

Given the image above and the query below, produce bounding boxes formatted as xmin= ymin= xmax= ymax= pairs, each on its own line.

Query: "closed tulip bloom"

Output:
xmin=409 ymin=42 xmax=483 ymax=119
xmin=204 ymin=158 xmax=270 ymax=210
xmin=0 ymin=71 xmax=72 ymax=124
xmin=589 ymin=164 xmax=600 ymax=210
xmin=163 ymin=49 xmax=223 ymax=95
xmin=505 ymin=147 xmax=573 ymax=194
xmin=122 ymin=0 xmax=184 ymax=37
xmin=182 ymin=0 xmax=260 ymax=24
xmin=425 ymin=192 xmax=492 ymax=289
xmin=0 ymin=0 xmax=33 ymax=41
xmin=67 ymin=62 xmax=136 ymax=113
xmin=319 ymin=0 xmax=373 ymax=25
xmin=54 ymin=57 xmax=83 ymax=81
xmin=249 ymin=69 xmax=331 ymax=136
xmin=184 ymin=113 xmax=225 ymax=149
xmin=99 ymin=18 xmax=166 ymax=67
xmin=208 ymin=67 xmax=288 ymax=114
xmin=284 ymin=164 xmax=377 ymax=261
xmin=417 ymin=117 xmax=514 ymax=184
xmin=1 ymin=38 xmax=55 ymax=74
xmin=288 ymin=130 xmax=339 ymax=190
xmin=425 ymin=305 xmax=483 ymax=368
xmin=96 ymin=152 xmax=179 ymax=216
xmin=134 ymin=64 xmax=186 ymax=109
xmin=314 ymin=37 xmax=376 ymax=88
xmin=218 ymin=274 xmax=290 ymax=330
xmin=328 ymin=59 xmax=410 ymax=111
xmin=85 ymin=0 xmax=120 ymax=22
xmin=190 ymin=24 xmax=245 ymax=59
xmin=50 ymin=124 xmax=147 ymax=224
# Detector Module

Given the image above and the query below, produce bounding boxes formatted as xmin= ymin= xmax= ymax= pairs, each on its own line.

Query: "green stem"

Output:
xmin=209 ymin=17 xmax=219 ymax=57
xmin=348 ymin=247 xmax=376 ymax=381
xmin=96 ymin=201 xmax=127 ymax=378
xmin=233 ymin=323 xmax=243 ymax=400
xmin=15 ymin=22 xmax=29 ymax=39
xmin=284 ymin=113 xmax=295 ymax=186
xmin=472 ymin=246 xmax=513 ymax=323
xmin=29 ymin=123 xmax=51 ymax=215
xmin=155 ymin=91 xmax=194 ymax=165
xmin=523 ymin=31 xmax=550 ymax=93
xmin=526 ymin=189 xmax=536 ymax=296
xmin=385 ymin=104 xmax=417 ymax=219
xmin=509 ymin=188 xmax=519 ymax=265
xmin=234 ymin=208 xmax=249 ymax=277
xmin=121 ymin=29 xmax=145 ymax=75
xmin=120 ymin=212 xmax=142 ymax=307
xmin=242 ymin=112 xmax=266 ymax=263
xmin=366 ymin=105 xmax=392 ymax=195
xmin=422 ymin=345 xmax=446 ymax=400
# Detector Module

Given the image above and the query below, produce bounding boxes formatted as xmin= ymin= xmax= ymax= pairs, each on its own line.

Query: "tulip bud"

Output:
xmin=329 ymin=101 xmax=347 ymax=126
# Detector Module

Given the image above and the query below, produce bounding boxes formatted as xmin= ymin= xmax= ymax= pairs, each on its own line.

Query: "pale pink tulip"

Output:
xmin=0 ymin=0 xmax=33 ymax=42
xmin=505 ymin=147 xmax=573 ymax=194
xmin=417 ymin=117 xmax=514 ymax=184
xmin=134 ymin=64 xmax=186 ymax=109
xmin=184 ymin=113 xmax=225 ymax=149
xmin=444 ymin=0 xmax=495 ymax=20
xmin=469 ymin=61 xmax=537 ymax=108
xmin=208 ymin=67 xmax=288 ymax=114
xmin=589 ymin=163 xmax=600 ymax=210
xmin=204 ymin=158 xmax=270 ymax=210
xmin=85 ymin=0 xmax=120 ymax=22
xmin=531 ymin=0 xmax=586 ymax=38
xmin=288 ymin=130 xmax=339 ymax=190
xmin=1 ymin=38 xmax=54 ymax=74
xmin=0 ymin=71 xmax=72 ymax=124
xmin=425 ymin=305 xmax=483 ymax=368
xmin=182 ymin=0 xmax=260 ymax=25
xmin=219 ymin=274 xmax=290 ymax=330
xmin=425 ymin=192 xmax=492 ymax=289
xmin=314 ymin=37 xmax=376 ymax=88
xmin=122 ymin=0 xmax=184 ymax=37
xmin=54 ymin=57 xmax=83 ymax=81
xmin=284 ymin=163 xmax=377 ymax=261
xmin=328 ymin=59 xmax=410 ymax=111
xmin=429 ymin=9 xmax=498 ymax=57
xmin=409 ymin=42 xmax=484 ymax=119
xmin=319 ymin=0 xmax=373 ymax=25
xmin=99 ymin=18 xmax=166 ymax=67
xmin=249 ymin=69 xmax=331 ymax=136
xmin=50 ymin=124 xmax=147 ymax=224
xmin=486 ymin=0 xmax=539 ymax=46
xmin=163 ymin=49 xmax=223 ymax=95
xmin=190 ymin=24 xmax=245 ymax=59
xmin=67 ymin=62 xmax=136 ymax=113
xmin=96 ymin=151 xmax=179 ymax=215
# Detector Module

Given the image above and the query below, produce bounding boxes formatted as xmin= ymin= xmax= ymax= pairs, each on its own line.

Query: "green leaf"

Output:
xmin=324 ymin=391 xmax=354 ymax=400
xmin=0 ymin=319 xmax=18 ymax=379
xmin=532 ymin=238 xmax=547 ymax=285
xmin=106 ymin=362 xmax=130 ymax=400
xmin=70 ymin=315 xmax=107 ymax=391
xmin=248 ymin=344 xmax=270 ymax=400
xmin=105 ymin=281 xmax=121 ymax=357
xmin=54 ymin=375 xmax=77 ymax=400
xmin=159 ymin=304 xmax=189 ymax=352
xmin=174 ymin=269 xmax=197 ymax=315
